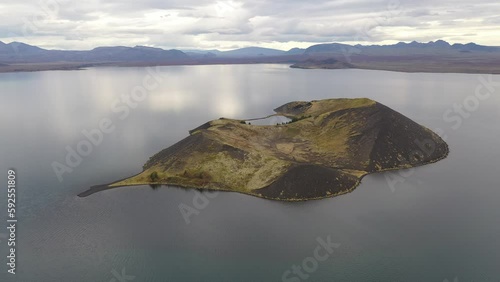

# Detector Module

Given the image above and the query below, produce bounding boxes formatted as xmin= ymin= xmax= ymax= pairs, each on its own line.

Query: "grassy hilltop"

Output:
xmin=81 ymin=98 xmax=448 ymax=201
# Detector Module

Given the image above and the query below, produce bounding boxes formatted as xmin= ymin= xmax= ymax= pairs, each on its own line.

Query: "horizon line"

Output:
xmin=1 ymin=39 xmax=498 ymax=53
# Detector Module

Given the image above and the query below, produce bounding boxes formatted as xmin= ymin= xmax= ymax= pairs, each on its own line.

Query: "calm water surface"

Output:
xmin=0 ymin=65 xmax=499 ymax=282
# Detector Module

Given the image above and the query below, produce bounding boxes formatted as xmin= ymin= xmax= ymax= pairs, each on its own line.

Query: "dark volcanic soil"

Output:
xmin=255 ymin=165 xmax=359 ymax=199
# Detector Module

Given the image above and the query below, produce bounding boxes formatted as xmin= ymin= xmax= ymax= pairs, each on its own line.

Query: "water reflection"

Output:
xmin=0 ymin=65 xmax=499 ymax=282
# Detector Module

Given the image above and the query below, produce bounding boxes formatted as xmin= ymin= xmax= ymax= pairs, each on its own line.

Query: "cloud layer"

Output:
xmin=0 ymin=0 xmax=499 ymax=50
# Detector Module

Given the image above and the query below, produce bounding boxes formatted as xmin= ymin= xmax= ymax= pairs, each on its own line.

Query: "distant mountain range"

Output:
xmin=1 ymin=40 xmax=499 ymax=74
xmin=302 ymin=40 xmax=500 ymax=56
xmin=0 ymin=41 xmax=187 ymax=63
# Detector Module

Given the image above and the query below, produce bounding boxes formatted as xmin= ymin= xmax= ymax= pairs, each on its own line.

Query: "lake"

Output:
xmin=0 ymin=64 xmax=499 ymax=282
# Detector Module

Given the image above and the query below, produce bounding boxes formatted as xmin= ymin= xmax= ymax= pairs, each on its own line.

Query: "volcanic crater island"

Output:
xmin=80 ymin=98 xmax=449 ymax=201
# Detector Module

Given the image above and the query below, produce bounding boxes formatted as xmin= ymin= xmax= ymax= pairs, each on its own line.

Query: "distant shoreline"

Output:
xmin=1 ymin=60 xmax=499 ymax=75
xmin=2 ymin=39 xmax=499 ymax=74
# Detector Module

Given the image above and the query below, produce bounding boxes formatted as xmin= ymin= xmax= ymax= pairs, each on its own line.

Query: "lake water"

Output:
xmin=0 ymin=65 xmax=499 ymax=282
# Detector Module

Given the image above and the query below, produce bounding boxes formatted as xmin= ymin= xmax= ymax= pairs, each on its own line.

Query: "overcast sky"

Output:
xmin=0 ymin=0 xmax=499 ymax=50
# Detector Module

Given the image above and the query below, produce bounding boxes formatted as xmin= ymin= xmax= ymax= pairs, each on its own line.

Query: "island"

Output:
xmin=79 ymin=98 xmax=449 ymax=201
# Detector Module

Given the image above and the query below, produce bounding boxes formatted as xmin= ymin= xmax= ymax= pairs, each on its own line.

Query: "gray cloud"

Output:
xmin=0 ymin=0 xmax=499 ymax=50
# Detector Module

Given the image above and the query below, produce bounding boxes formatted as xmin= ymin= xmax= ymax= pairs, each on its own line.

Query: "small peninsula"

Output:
xmin=80 ymin=98 xmax=449 ymax=201
xmin=290 ymin=58 xmax=355 ymax=69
